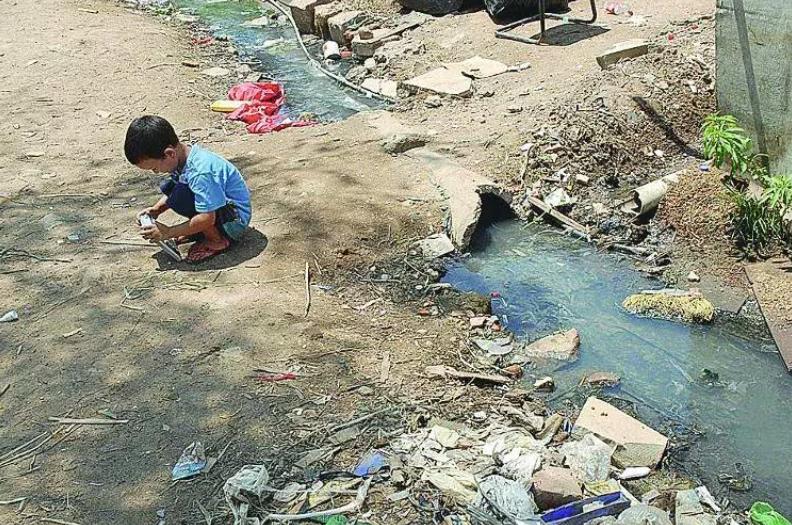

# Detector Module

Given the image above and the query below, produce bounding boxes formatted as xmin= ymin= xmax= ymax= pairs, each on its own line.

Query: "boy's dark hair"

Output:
xmin=124 ymin=115 xmax=180 ymax=164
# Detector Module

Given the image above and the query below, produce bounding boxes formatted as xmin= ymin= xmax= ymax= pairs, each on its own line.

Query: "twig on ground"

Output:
xmin=49 ymin=417 xmax=129 ymax=425
xmin=304 ymin=262 xmax=311 ymax=318
xmin=328 ymin=408 xmax=393 ymax=433
xmin=40 ymin=518 xmax=83 ymax=525
xmin=264 ymin=478 xmax=371 ymax=522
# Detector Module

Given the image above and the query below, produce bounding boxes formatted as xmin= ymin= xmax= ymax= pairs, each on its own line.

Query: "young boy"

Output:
xmin=124 ymin=115 xmax=252 ymax=263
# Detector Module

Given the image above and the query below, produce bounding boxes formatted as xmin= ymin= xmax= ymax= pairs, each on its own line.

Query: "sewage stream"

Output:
xmin=174 ymin=0 xmax=377 ymax=121
xmin=443 ymin=220 xmax=790 ymax=513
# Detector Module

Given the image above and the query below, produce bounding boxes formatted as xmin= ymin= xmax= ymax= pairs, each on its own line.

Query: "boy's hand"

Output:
xmin=140 ymin=221 xmax=171 ymax=242
xmin=138 ymin=207 xmax=160 ymax=222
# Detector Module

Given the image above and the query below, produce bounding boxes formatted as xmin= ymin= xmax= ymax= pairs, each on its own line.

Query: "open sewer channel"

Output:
xmin=173 ymin=0 xmax=377 ymax=121
xmin=444 ymin=220 xmax=791 ymax=513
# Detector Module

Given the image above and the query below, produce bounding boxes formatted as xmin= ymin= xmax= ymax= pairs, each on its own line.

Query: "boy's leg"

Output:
xmin=161 ymin=181 xmax=203 ymax=244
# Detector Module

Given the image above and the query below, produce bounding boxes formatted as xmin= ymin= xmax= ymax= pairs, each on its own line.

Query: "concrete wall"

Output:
xmin=716 ymin=0 xmax=792 ymax=174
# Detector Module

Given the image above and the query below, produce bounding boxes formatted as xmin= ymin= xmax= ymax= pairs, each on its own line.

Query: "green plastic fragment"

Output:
xmin=750 ymin=502 xmax=792 ymax=525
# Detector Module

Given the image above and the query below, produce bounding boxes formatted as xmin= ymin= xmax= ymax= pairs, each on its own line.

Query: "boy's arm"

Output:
xmin=141 ymin=211 xmax=216 ymax=241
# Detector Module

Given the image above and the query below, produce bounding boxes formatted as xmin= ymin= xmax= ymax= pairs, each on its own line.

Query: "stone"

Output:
xmin=596 ymin=39 xmax=649 ymax=69
xmin=313 ymin=1 xmax=343 ymax=39
xmin=362 ymin=78 xmax=399 ymax=99
xmin=357 ymin=385 xmax=374 ymax=395
xmin=583 ymin=371 xmax=620 ymax=386
xmin=425 ymin=95 xmax=443 ymax=108
xmin=510 ymin=329 xmax=580 ymax=364
xmin=351 ymin=28 xmax=393 ymax=58
xmin=403 ymin=67 xmax=473 ymax=97
xmin=328 ymin=11 xmax=364 ymax=44
xmin=560 ymin=433 xmax=613 ymax=483
xmin=364 ymin=57 xmax=377 ymax=71
xmin=446 ymin=56 xmax=508 ymax=79
xmin=242 ymin=16 xmax=270 ymax=28
xmin=176 ymin=13 xmax=198 ymax=23
xmin=676 ymin=490 xmax=718 ymax=525
xmin=201 ymin=67 xmax=230 ymax=77
xmin=616 ymin=505 xmax=673 ymax=525
xmin=382 ymin=132 xmax=430 ymax=155
xmin=531 ymin=467 xmax=583 ymax=510
xmin=572 ymin=397 xmax=669 ymax=468
xmin=687 ymin=270 xmax=701 ymax=282
xmin=472 ymin=337 xmax=513 ymax=356
xmin=413 ymin=233 xmax=454 ymax=258
xmin=533 ymin=377 xmax=555 ymax=392
xmin=281 ymin=0 xmax=334 ymax=34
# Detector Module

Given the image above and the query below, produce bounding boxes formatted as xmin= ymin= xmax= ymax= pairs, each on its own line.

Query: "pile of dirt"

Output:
xmin=519 ymin=18 xmax=716 ymax=230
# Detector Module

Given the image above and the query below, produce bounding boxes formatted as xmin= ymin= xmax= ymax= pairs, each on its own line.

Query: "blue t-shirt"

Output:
xmin=175 ymin=144 xmax=252 ymax=225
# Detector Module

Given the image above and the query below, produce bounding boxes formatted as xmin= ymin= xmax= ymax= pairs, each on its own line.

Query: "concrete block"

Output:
xmin=596 ymin=39 xmax=648 ymax=69
xmin=281 ymin=0 xmax=334 ymax=34
xmin=314 ymin=1 xmax=343 ymax=40
xmin=362 ymin=78 xmax=399 ymax=99
xmin=531 ymin=467 xmax=583 ymax=510
xmin=572 ymin=397 xmax=668 ymax=468
xmin=328 ymin=10 xmax=365 ymax=45
xmin=351 ymin=28 xmax=394 ymax=58
xmin=402 ymin=67 xmax=473 ymax=97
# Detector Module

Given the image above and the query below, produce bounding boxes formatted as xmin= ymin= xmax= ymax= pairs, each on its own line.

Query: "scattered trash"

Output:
xmin=621 ymin=171 xmax=681 ymax=217
xmin=473 ymin=336 xmax=513 ymax=356
xmin=560 ymin=433 xmax=613 ymax=483
xmin=274 ymin=481 xmax=306 ymax=503
xmin=0 ymin=310 xmax=19 ymax=323
xmin=604 ymin=1 xmax=631 ymax=15
xmin=543 ymin=492 xmax=630 ymax=525
xmin=422 ymin=468 xmax=478 ymax=504
xmin=534 ymin=377 xmax=555 ymax=392
xmin=224 ymin=464 xmax=269 ymax=525
xmin=210 ymin=100 xmax=247 ymax=113
xmin=225 ymin=82 xmax=316 ymax=134
xmin=676 ymin=488 xmax=717 ymax=525
xmin=616 ymin=504 xmax=673 ymax=525
xmin=473 ymin=475 xmax=538 ymax=521
xmin=425 ymin=365 xmax=512 ymax=385
xmin=545 ymin=188 xmax=577 ymax=209
xmin=619 ymin=466 xmax=651 ymax=480
xmin=695 ymin=486 xmax=721 ymax=513
xmin=353 ymin=450 xmax=388 ymax=476
xmin=172 ymin=441 xmax=207 ymax=480
xmin=622 ymin=288 xmax=715 ymax=324
xmin=414 ymin=233 xmax=455 ymax=258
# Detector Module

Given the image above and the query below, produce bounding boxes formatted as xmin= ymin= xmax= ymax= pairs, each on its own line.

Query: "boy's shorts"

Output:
xmin=221 ymin=219 xmax=247 ymax=241
xmin=161 ymin=178 xmax=249 ymax=242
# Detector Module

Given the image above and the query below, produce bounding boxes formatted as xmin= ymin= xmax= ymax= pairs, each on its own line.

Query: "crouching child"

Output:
xmin=124 ymin=115 xmax=252 ymax=263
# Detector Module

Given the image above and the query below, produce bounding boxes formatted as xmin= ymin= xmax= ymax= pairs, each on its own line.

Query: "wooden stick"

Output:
xmin=48 ymin=417 xmax=129 ymax=425
xmin=0 ymin=384 xmax=9 ymax=398
xmin=40 ymin=518 xmax=83 ymax=525
xmin=0 ymin=497 xmax=27 ymax=505
xmin=425 ymin=365 xmax=512 ymax=385
xmin=303 ymin=262 xmax=311 ymax=318
xmin=523 ymin=195 xmax=589 ymax=238
xmin=328 ymin=408 xmax=393 ymax=434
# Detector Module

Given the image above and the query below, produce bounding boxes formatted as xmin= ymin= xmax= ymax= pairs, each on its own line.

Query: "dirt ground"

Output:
xmin=0 ymin=0 xmax=765 ymax=524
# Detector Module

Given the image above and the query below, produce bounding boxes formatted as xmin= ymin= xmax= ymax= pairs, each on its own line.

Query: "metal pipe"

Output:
xmin=494 ymin=0 xmax=598 ymax=46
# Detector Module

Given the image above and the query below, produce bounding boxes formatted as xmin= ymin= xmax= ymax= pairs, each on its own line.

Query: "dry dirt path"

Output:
xmin=0 ymin=1 xmax=459 ymax=523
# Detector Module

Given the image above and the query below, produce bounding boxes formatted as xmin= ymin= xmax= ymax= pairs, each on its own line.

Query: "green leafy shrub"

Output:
xmin=701 ymin=114 xmax=753 ymax=176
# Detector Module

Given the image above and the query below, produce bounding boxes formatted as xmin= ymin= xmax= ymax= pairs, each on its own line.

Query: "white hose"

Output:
xmin=263 ymin=0 xmax=394 ymax=102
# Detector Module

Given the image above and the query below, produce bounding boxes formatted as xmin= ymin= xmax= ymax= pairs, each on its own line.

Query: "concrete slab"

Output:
xmin=572 ymin=397 xmax=668 ymax=468
xmin=405 ymin=148 xmax=512 ymax=249
xmin=328 ymin=10 xmax=365 ymax=44
xmin=447 ymin=56 xmax=508 ymax=79
xmin=696 ymin=275 xmax=748 ymax=314
xmin=745 ymin=258 xmax=792 ymax=372
xmin=403 ymin=67 xmax=473 ymax=97
xmin=281 ymin=0 xmax=334 ymax=34
xmin=596 ymin=39 xmax=649 ymax=69
xmin=314 ymin=1 xmax=343 ymax=40
xmin=351 ymin=21 xmax=421 ymax=58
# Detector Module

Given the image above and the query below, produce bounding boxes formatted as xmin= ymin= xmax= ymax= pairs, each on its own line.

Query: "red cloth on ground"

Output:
xmin=225 ymin=82 xmax=314 ymax=134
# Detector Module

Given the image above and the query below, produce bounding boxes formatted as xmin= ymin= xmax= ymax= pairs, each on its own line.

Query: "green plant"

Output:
xmin=762 ymin=174 xmax=792 ymax=211
xmin=728 ymin=188 xmax=786 ymax=251
xmin=701 ymin=114 xmax=753 ymax=176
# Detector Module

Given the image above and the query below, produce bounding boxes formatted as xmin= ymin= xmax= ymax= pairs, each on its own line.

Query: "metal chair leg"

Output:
xmin=495 ymin=0 xmax=598 ymax=46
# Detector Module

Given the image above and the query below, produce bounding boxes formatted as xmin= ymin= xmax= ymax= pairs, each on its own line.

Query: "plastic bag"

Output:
xmin=560 ymin=433 xmax=613 ymax=483
xmin=751 ymin=502 xmax=792 ymax=525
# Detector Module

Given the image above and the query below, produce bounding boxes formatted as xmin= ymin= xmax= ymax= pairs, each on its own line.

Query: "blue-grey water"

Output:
xmin=444 ymin=220 xmax=790 ymax=513
xmin=174 ymin=0 xmax=376 ymax=121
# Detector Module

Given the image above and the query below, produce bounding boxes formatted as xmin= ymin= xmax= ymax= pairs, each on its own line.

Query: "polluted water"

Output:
xmin=443 ymin=220 xmax=791 ymax=514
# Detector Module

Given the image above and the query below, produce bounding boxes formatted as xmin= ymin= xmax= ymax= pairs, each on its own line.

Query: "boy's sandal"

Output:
xmin=186 ymin=239 xmax=230 ymax=263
